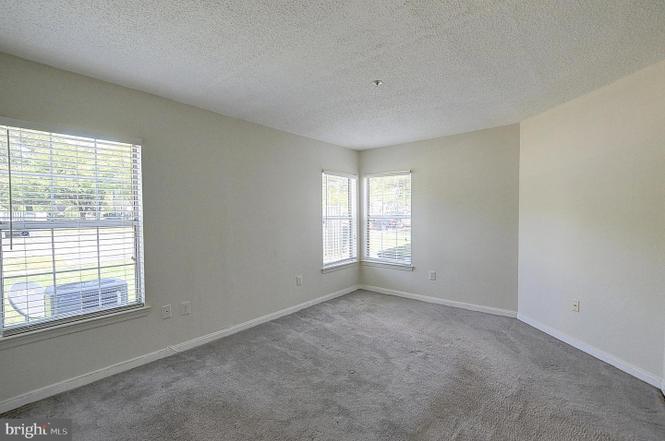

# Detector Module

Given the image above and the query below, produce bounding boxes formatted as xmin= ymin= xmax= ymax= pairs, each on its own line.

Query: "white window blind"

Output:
xmin=0 ymin=123 xmax=144 ymax=335
xmin=322 ymin=172 xmax=357 ymax=268
xmin=365 ymin=172 xmax=411 ymax=265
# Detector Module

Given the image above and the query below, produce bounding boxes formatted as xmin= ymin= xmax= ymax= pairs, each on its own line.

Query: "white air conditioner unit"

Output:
xmin=50 ymin=278 xmax=129 ymax=316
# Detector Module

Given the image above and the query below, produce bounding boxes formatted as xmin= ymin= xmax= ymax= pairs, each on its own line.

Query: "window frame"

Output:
xmin=362 ymin=170 xmax=413 ymax=270
xmin=321 ymin=170 xmax=358 ymax=272
xmin=0 ymin=116 xmax=146 ymax=337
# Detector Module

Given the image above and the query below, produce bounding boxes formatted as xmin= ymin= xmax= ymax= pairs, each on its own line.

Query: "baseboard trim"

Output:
xmin=517 ymin=313 xmax=663 ymax=388
xmin=360 ymin=285 xmax=517 ymax=318
xmin=4 ymin=285 xmax=659 ymax=412
xmin=0 ymin=285 xmax=359 ymax=414
xmin=167 ymin=285 xmax=359 ymax=353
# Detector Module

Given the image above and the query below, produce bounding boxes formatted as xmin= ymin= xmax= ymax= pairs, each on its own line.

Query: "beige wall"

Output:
xmin=519 ymin=60 xmax=665 ymax=383
xmin=359 ymin=125 xmax=520 ymax=313
xmin=0 ymin=53 xmax=359 ymax=402
xmin=1 ymin=48 xmax=662 ymax=406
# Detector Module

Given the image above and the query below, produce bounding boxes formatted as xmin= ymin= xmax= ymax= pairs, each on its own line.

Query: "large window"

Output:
xmin=0 ymin=123 xmax=144 ymax=335
xmin=322 ymin=171 xmax=357 ymax=269
xmin=364 ymin=172 xmax=411 ymax=266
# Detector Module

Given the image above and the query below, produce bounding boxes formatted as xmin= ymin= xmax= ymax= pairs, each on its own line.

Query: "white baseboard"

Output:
xmin=4 ymin=285 xmax=660 ymax=413
xmin=0 ymin=347 xmax=173 ymax=415
xmin=360 ymin=285 xmax=517 ymax=318
xmin=518 ymin=313 xmax=663 ymax=389
xmin=0 ymin=285 xmax=359 ymax=414
xmin=167 ymin=285 xmax=359 ymax=353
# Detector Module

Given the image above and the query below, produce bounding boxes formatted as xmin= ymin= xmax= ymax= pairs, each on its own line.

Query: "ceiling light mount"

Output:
xmin=372 ymin=79 xmax=384 ymax=87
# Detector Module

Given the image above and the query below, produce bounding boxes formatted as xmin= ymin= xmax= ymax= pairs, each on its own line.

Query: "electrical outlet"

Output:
xmin=180 ymin=301 xmax=191 ymax=316
xmin=428 ymin=271 xmax=436 ymax=281
xmin=296 ymin=275 xmax=303 ymax=287
xmin=161 ymin=304 xmax=172 ymax=319
xmin=572 ymin=299 xmax=580 ymax=313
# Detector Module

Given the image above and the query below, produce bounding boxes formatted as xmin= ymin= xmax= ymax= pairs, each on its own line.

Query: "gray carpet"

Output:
xmin=3 ymin=290 xmax=664 ymax=440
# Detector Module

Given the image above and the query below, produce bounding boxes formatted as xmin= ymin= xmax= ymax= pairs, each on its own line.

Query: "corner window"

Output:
xmin=364 ymin=172 xmax=412 ymax=266
xmin=0 ymin=123 xmax=144 ymax=335
xmin=322 ymin=171 xmax=357 ymax=269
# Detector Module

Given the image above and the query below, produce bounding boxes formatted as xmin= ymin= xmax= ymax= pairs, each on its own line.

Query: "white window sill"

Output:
xmin=321 ymin=260 xmax=358 ymax=273
xmin=361 ymin=260 xmax=415 ymax=271
xmin=0 ymin=305 xmax=152 ymax=350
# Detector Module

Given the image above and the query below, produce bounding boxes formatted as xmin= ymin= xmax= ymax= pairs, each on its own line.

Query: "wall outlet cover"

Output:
xmin=161 ymin=304 xmax=172 ymax=319
xmin=180 ymin=301 xmax=192 ymax=315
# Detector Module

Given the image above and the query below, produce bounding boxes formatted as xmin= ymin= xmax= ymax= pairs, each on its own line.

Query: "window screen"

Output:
xmin=0 ymin=123 xmax=144 ymax=334
xmin=322 ymin=172 xmax=357 ymax=268
xmin=365 ymin=172 xmax=411 ymax=265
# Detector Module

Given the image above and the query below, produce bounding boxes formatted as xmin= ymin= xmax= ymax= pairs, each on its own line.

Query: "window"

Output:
xmin=0 ymin=123 xmax=144 ymax=335
xmin=322 ymin=171 xmax=357 ymax=269
xmin=364 ymin=172 xmax=412 ymax=266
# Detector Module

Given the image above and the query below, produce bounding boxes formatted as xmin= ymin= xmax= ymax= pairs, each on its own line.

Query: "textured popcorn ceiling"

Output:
xmin=0 ymin=1 xmax=664 ymax=149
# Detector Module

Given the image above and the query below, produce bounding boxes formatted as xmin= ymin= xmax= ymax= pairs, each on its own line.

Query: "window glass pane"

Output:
xmin=0 ymin=124 xmax=144 ymax=333
xmin=366 ymin=173 xmax=411 ymax=264
xmin=101 ymin=266 xmax=136 ymax=304
xmin=99 ymin=227 xmax=136 ymax=267
xmin=322 ymin=173 xmax=357 ymax=267
xmin=3 ymin=275 xmax=50 ymax=328
xmin=325 ymin=175 xmax=350 ymax=217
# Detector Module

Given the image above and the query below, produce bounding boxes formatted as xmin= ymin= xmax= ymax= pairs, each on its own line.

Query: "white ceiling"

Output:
xmin=1 ymin=1 xmax=664 ymax=149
